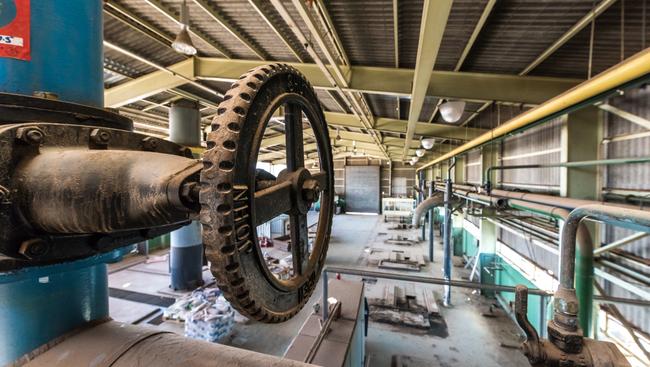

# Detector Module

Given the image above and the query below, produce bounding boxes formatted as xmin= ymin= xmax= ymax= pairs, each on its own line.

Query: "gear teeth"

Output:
xmin=199 ymin=64 xmax=332 ymax=323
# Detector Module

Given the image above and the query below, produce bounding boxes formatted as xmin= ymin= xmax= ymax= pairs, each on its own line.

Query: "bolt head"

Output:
xmin=16 ymin=127 xmax=45 ymax=145
xmin=302 ymin=179 xmax=321 ymax=202
xmin=142 ymin=137 xmax=158 ymax=151
xmin=19 ymin=238 xmax=49 ymax=259
xmin=90 ymin=129 xmax=111 ymax=145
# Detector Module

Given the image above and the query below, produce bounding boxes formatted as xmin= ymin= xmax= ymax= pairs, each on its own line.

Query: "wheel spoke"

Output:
xmin=284 ymin=102 xmax=304 ymax=171
xmin=290 ymin=213 xmax=309 ymax=275
xmin=254 ymin=181 xmax=293 ymax=225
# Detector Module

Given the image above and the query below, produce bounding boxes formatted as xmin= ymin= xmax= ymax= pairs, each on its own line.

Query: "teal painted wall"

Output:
xmin=462 ymin=229 xmax=478 ymax=257
xmin=480 ymin=255 xmax=548 ymax=334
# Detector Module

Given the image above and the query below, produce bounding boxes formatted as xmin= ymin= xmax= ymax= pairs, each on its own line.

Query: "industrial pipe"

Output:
xmin=507 ymin=199 xmax=595 ymax=335
xmin=412 ymin=192 xmax=444 ymax=228
xmin=418 ymin=47 xmax=650 ymax=172
xmin=484 ymin=156 xmax=650 ymax=192
xmin=442 ymin=159 xmax=456 ymax=306
xmin=551 ymin=204 xmax=650 ymax=351
xmin=22 ymin=321 xmax=312 ymax=367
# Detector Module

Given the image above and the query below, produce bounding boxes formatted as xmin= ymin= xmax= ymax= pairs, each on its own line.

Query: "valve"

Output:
xmin=514 ymin=285 xmax=631 ymax=367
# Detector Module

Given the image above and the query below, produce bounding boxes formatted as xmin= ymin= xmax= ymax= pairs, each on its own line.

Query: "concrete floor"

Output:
xmin=108 ymin=214 xmax=529 ymax=366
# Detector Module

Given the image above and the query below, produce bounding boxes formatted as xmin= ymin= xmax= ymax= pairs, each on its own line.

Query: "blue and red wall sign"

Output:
xmin=0 ymin=0 xmax=29 ymax=60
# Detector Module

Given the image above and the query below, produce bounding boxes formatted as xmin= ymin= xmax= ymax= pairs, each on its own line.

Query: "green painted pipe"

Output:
xmin=508 ymin=199 xmax=594 ymax=336
xmin=485 ymin=156 xmax=650 ymax=189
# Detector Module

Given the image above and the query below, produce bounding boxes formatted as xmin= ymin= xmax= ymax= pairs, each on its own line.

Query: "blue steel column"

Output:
xmin=169 ymin=99 xmax=204 ymax=290
xmin=0 ymin=2 xmax=108 ymax=364
xmin=0 ymin=1 xmax=103 ymax=107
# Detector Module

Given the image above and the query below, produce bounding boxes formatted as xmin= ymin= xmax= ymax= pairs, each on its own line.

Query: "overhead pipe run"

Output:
xmin=418 ymin=47 xmax=650 ymax=172
xmin=483 ymin=156 xmax=650 ymax=193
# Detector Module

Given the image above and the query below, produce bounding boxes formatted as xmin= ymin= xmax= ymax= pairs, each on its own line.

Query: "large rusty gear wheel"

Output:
xmin=200 ymin=64 xmax=334 ymax=322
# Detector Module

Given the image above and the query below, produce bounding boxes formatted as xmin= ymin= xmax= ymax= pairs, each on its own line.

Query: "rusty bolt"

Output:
xmin=16 ymin=127 xmax=45 ymax=145
xmin=90 ymin=129 xmax=111 ymax=145
xmin=142 ymin=137 xmax=159 ymax=151
xmin=302 ymin=179 xmax=321 ymax=203
xmin=19 ymin=238 xmax=49 ymax=259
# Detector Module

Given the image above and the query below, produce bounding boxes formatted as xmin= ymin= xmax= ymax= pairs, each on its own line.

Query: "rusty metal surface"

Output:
xmin=0 ymin=120 xmax=196 ymax=270
xmin=23 ymin=321 xmax=314 ymax=367
xmin=201 ymin=64 xmax=334 ymax=322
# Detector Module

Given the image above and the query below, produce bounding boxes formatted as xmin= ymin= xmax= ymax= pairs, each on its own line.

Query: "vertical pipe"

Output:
xmin=169 ymin=100 xmax=204 ymax=291
xmin=0 ymin=1 xmax=107 ymax=364
xmin=575 ymin=231 xmax=594 ymax=336
xmin=443 ymin=158 xmax=456 ymax=306
xmin=322 ymin=270 xmax=329 ymax=321
xmin=428 ymin=182 xmax=435 ymax=263
xmin=419 ymin=171 xmax=426 ymax=240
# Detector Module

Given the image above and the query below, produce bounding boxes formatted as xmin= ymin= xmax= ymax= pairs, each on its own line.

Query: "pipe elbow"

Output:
xmin=412 ymin=193 xmax=444 ymax=227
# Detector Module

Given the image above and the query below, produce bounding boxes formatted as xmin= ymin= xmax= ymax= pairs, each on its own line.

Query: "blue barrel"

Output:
xmin=0 ymin=0 xmax=103 ymax=107
xmin=0 ymin=1 xmax=108 ymax=363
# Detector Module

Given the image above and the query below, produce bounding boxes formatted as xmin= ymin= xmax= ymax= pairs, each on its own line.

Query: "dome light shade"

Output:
xmin=421 ymin=138 xmax=434 ymax=150
xmin=411 ymin=156 xmax=419 ymax=163
xmin=415 ymin=149 xmax=425 ymax=157
xmin=440 ymin=100 xmax=466 ymax=123
xmin=172 ymin=26 xmax=197 ymax=55
xmin=172 ymin=1 xmax=197 ymax=56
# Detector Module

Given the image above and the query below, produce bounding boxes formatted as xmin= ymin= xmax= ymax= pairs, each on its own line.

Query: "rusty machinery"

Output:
xmin=0 ymin=64 xmax=333 ymax=322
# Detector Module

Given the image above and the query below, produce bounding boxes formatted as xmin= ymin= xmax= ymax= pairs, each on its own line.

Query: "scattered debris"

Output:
xmin=378 ymin=250 xmax=425 ymax=272
xmin=368 ymin=286 xmax=442 ymax=331
xmin=384 ymin=235 xmax=419 ymax=246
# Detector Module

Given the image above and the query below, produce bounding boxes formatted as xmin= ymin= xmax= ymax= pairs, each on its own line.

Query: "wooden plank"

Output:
xmin=424 ymin=290 xmax=440 ymax=316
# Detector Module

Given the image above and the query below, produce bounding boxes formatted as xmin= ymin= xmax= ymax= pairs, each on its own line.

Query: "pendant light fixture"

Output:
xmin=172 ymin=0 xmax=197 ymax=56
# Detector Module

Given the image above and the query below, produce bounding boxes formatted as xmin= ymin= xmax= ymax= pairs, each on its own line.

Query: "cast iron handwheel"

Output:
xmin=200 ymin=64 xmax=334 ymax=322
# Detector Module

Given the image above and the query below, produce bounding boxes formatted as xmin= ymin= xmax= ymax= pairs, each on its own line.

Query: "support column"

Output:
xmin=454 ymin=155 xmax=465 ymax=183
xmin=560 ymin=106 xmax=602 ymax=336
xmin=169 ymin=100 xmax=204 ymax=290
xmin=476 ymin=218 xmax=498 ymax=296
xmin=428 ymin=182 xmax=434 ymax=262
xmin=0 ymin=2 xmax=108 ymax=364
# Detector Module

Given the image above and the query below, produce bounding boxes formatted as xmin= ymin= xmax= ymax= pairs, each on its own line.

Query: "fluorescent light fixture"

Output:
xmin=440 ymin=100 xmax=466 ymax=123
xmin=421 ymin=138 xmax=434 ymax=149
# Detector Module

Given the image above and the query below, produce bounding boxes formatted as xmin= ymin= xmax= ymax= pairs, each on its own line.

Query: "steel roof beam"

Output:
xmin=142 ymin=0 xmax=233 ymax=58
xmin=105 ymin=57 xmax=578 ymax=107
xmin=324 ymin=112 xmax=485 ymax=141
xmin=519 ymin=0 xmax=619 ymax=76
xmin=191 ymin=0 xmax=267 ymax=60
xmin=429 ymin=0 xmax=496 ymax=123
xmin=402 ymin=0 xmax=453 ymax=160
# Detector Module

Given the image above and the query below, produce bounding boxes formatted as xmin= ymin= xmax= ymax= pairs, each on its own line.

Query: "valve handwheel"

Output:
xmin=200 ymin=64 xmax=334 ymax=322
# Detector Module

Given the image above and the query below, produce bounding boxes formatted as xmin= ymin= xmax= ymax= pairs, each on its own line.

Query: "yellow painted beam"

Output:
xmin=418 ymin=48 xmax=650 ymax=171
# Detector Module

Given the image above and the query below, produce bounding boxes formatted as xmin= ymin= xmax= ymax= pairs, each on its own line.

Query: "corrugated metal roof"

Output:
xmin=324 ymin=0 xmax=395 ymax=67
xmin=462 ymin=0 xmax=597 ymax=74
xmin=435 ymin=0 xmax=490 ymax=71
xmin=533 ymin=1 xmax=650 ymax=78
